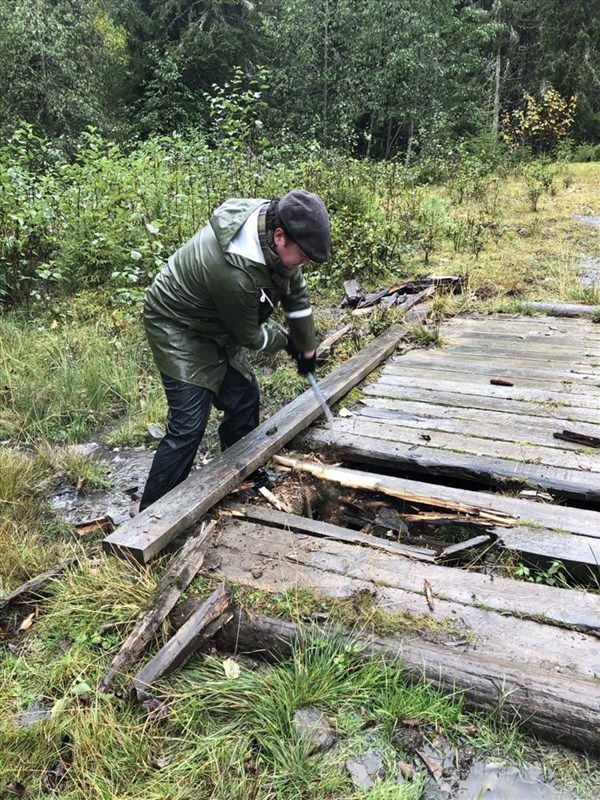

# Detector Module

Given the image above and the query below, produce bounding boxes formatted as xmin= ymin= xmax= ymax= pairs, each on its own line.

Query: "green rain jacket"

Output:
xmin=143 ymin=198 xmax=316 ymax=392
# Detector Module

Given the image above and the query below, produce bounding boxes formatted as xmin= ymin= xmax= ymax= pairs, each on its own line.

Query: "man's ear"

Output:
xmin=273 ymin=227 xmax=286 ymax=248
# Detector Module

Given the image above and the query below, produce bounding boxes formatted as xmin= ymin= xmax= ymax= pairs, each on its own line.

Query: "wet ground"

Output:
xmin=49 ymin=443 xmax=155 ymax=527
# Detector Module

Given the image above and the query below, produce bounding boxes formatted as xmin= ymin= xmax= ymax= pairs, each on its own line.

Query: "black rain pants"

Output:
xmin=139 ymin=366 xmax=259 ymax=511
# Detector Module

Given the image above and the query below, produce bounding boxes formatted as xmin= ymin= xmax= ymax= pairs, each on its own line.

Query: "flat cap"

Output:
xmin=278 ymin=190 xmax=331 ymax=263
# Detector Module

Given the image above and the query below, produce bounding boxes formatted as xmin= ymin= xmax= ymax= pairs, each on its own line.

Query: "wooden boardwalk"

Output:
xmin=213 ymin=314 xmax=600 ymax=750
xmin=308 ymin=314 xmax=600 ymax=501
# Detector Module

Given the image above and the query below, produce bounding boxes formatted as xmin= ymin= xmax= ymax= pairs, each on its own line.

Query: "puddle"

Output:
xmin=49 ymin=444 xmax=155 ymax=527
xmin=429 ymin=759 xmax=575 ymax=799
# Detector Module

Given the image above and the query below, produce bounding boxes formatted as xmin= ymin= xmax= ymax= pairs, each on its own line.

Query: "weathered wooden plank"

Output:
xmin=274 ymin=456 xmax=600 ymax=538
xmin=103 ymin=325 xmax=407 ymax=563
xmin=441 ymin=344 xmax=598 ymax=365
xmin=130 ymin=585 xmax=234 ymax=697
xmin=385 ymin=363 xmax=600 ymax=394
xmin=219 ymin=523 xmax=600 ymax=656
xmin=518 ymin=302 xmax=600 ymax=317
xmin=394 ymin=351 xmax=598 ymax=382
xmin=329 ymin=416 xmax=600 ymax=473
xmin=354 ymin=404 xmax=598 ymax=452
xmin=359 ymin=396 xmax=600 ymax=439
xmin=227 ymin=505 xmax=436 ymax=562
xmin=370 ymin=374 xmax=599 ymax=409
xmin=214 ymin=610 xmax=600 ymax=753
xmin=443 ymin=314 xmax=595 ymax=329
xmin=307 ymin=429 xmax=600 ymax=501
xmin=0 ymin=557 xmax=80 ymax=613
xmin=361 ymin=383 xmax=599 ymax=424
xmin=497 ymin=526 xmax=600 ymax=570
xmin=98 ymin=522 xmax=215 ymax=692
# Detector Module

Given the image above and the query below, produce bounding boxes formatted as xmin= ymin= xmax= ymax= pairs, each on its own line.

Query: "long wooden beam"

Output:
xmin=103 ymin=324 xmax=407 ymax=564
xmin=214 ymin=611 xmax=600 ymax=754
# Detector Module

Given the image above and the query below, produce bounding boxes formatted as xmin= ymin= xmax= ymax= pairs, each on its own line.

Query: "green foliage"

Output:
xmin=523 ymin=161 xmax=555 ymax=212
xmin=513 ymin=560 xmax=569 ymax=589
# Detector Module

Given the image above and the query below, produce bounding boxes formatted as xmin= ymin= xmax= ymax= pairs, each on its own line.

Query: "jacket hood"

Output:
xmin=209 ymin=198 xmax=268 ymax=253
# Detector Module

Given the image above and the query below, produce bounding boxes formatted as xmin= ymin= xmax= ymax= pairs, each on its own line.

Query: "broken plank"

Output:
xmin=98 ymin=521 xmax=215 ymax=692
xmin=214 ymin=610 xmax=600 ymax=754
xmin=306 ymin=429 xmax=600 ymax=502
xmin=103 ymin=324 xmax=407 ymax=564
xmin=0 ymin=556 xmax=81 ymax=613
xmin=226 ymin=504 xmax=436 ymax=562
xmin=362 ymin=383 xmax=599 ymax=425
xmin=273 ymin=455 xmax=516 ymax=525
xmin=130 ymin=584 xmax=234 ymax=698
xmin=437 ymin=535 xmax=492 ymax=563
xmin=329 ymin=416 xmax=600 ymax=473
xmin=554 ymin=429 xmax=600 ymax=449
xmin=497 ymin=526 xmax=600 ymax=571
xmin=316 ymin=323 xmax=352 ymax=356
xmin=274 ymin=456 xmax=600 ymax=538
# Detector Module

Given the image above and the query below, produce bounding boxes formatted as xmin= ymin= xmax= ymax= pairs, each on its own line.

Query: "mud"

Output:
xmin=49 ymin=444 xmax=155 ymax=528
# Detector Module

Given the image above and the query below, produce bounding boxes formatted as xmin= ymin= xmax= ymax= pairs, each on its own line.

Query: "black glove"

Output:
xmin=297 ymin=351 xmax=317 ymax=376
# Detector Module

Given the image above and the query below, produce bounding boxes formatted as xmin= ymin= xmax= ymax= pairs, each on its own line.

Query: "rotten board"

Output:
xmin=362 ymin=383 xmax=599 ymax=425
xmin=215 ymin=521 xmax=600 ymax=667
xmin=307 ymin=428 xmax=600 ymax=502
xmin=214 ymin=610 xmax=600 ymax=754
xmin=327 ymin=416 xmax=600 ymax=473
xmin=354 ymin=404 xmax=599 ymax=453
xmin=275 ymin=457 xmax=600 ymax=539
xmin=227 ymin=505 xmax=436 ymax=562
xmin=131 ymin=584 xmax=234 ymax=697
xmin=103 ymin=324 xmax=406 ymax=563
xmin=496 ymin=526 xmax=600 ymax=570
xmin=369 ymin=373 xmax=599 ymax=409
xmin=359 ymin=396 xmax=600 ymax=441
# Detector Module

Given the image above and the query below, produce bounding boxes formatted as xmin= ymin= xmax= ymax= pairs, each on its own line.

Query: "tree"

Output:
xmin=0 ymin=0 xmax=129 ymax=141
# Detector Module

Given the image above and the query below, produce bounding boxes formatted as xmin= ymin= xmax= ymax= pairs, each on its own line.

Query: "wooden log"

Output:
xmin=103 ymin=324 xmax=407 ymax=564
xmin=130 ymin=585 xmax=234 ymax=698
xmin=226 ymin=504 xmax=436 ymax=562
xmin=98 ymin=521 xmax=215 ymax=693
xmin=273 ymin=455 xmax=516 ymax=526
xmin=213 ymin=610 xmax=600 ymax=754
xmin=306 ymin=430 xmax=600 ymax=502
xmin=518 ymin=302 xmax=600 ymax=317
